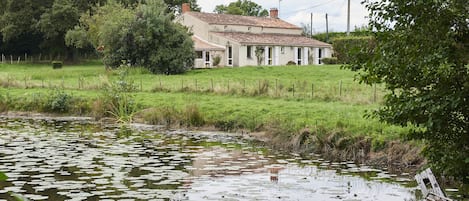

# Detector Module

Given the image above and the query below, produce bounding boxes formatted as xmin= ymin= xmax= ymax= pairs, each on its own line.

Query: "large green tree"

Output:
xmin=214 ymin=0 xmax=268 ymax=16
xmin=67 ymin=0 xmax=194 ymax=74
xmin=348 ymin=0 xmax=468 ymax=181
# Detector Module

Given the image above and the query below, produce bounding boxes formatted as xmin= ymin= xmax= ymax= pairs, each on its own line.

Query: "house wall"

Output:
xmin=238 ymin=45 xmax=258 ymax=66
xmin=178 ymin=14 xmax=210 ymax=40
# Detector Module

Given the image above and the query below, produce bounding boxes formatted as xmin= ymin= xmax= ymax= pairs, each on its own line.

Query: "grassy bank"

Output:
xmin=0 ymin=62 xmax=423 ymax=169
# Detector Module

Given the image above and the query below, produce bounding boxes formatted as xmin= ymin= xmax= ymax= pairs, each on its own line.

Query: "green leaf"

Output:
xmin=0 ymin=172 xmax=8 ymax=181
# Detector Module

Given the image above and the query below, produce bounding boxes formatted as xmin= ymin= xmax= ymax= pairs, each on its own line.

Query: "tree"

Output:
xmin=37 ymin=0 xmax=81 ymax=59
xmin=347 ymin=0 xmax=469 ymax=182
xmin=214 ymin=0 xmax=268 ymax=17
xmin=164 ymin=0 xmax=200 ymax=14
xmin=67 ymin=0 xmax=194 ymax=74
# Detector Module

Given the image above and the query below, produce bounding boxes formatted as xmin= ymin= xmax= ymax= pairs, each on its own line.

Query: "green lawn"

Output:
xmin=0 ymin=61 xmax=405 ymax=143
xmin=0 ymin=62 xmax=385 ymax=104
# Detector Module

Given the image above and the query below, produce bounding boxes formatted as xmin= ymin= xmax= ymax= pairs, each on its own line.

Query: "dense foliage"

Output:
xmin=0 ymin=0 xmax=199 ymax=61
xmin=214 ymin=0 xmax=268 ymax=17
xmin=348 ymin=0 xmax=469 ymax=182
xmin=67 ymin=0 xmax=194 ymax=74
xmin=332 ymin=36 xmax=375 ymax=64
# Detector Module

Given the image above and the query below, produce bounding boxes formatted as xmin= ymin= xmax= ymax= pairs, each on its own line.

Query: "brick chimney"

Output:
xmin=182 ymin=3 xmax=190 ymax=14
xmin=270 ymin=8 xmax=279 ymax=18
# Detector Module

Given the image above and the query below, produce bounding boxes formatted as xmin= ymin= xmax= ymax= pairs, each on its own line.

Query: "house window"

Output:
xmin=196 ymin=51 xmax=203 ymax=59
xmin=280 ymin=47 xmax=285 ymax=54
xmin=227 ymin=46 xmax=233 ymax=66
xmin=205 ymin=51 xmax=211 ymax=67
xmin=247 ymin=46 xmax=252 ymax=59
xmin=318 ymin=48 xmax=323 ymax=64
xmin=268 ymin=47 xmax=273 ymax=65
xmin=297 ymin=48 xmax=302 ymax=65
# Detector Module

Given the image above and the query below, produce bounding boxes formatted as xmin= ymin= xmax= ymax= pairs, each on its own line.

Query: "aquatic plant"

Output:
xmin=100 ymin=65 xmax=139 ymax=124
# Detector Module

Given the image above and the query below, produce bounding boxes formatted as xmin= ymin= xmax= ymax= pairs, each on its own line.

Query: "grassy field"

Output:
xmin=0 ymin=62 xmax=385 ymax=104
xmin=0 ymin=61 xmax=407 ymax=147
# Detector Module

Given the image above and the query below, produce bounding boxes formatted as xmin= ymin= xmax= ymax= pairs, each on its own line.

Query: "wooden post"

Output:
xmin=339 ymin=80 xmax=343 ymax=97
xmin=10 ymin=55 xmax=13 ymax=64
xmin=17 ymin=56 xmax=20 ymax=64
xmin=292 ymin=84 xmax=295 ymax=97
xmin=258 ymin=80 xmax=261 ymax=94
xmin=311 ymin=83 xmax=314 ymax=98
xmin=243 ymin=79 xmax=246 ymax=92
xmin=211 ymin=78 xmax=214 ymax=92
xmin=373 ymin=84 xmax=377 ymax=103
xmin=159 ymin=76 xmax=162 ymax=89
xmin=275 ymin=79 xmax=278 ymax=97
xmin=25 ymin=53 xmax=27 ymax=62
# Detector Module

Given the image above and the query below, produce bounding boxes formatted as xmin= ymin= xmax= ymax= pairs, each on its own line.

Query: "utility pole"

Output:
xmin=347 ymin=0 xmax=350 ymax=35
xmin=310 ymin=13 xmax=313 ymax=38
xmin=326 ymin=13 xmax=329 ymax=42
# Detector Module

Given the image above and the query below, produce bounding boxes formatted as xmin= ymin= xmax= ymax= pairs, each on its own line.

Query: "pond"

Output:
xmin=0 ymin=116 xmax=423 ymax=201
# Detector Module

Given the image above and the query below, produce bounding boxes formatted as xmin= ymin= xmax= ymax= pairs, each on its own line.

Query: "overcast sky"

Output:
xmin=196 ymin=0 xmax=369 ymax=33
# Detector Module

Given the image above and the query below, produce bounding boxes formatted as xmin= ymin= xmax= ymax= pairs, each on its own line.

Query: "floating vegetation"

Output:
xmin=0 ymin=116 xmax=425 ymax=200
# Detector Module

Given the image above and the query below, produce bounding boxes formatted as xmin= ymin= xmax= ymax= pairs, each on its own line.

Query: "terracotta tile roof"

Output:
xmin=187 ymin=12 xmax=300 ymax=30
xmin=192 ymin=36 xmax=225 ymax=51
xmin=212 ymin=32 xmax=332 ymax=47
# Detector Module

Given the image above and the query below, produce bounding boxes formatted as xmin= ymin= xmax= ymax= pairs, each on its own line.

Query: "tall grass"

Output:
xmin=0 ymin=62 xmax=385 ymax=104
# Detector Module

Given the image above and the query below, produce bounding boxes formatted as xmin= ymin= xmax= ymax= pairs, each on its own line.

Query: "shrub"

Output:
xmin=286 ymin=61 xmax=296 ymax=65
xmin=183 ymin=104 xmax=204 ymax=127
xmin=212 ymin=55 xmax=221 ymax=67
xmin=52 ymin=61 xmax=63 ymax=69
xmin=332 ymin=36 xmax=375 ymax=64
xmin=44 ymin=89 xmax=72 ymax=113
xmin=321 ymin=57 xmax=338 ymax=64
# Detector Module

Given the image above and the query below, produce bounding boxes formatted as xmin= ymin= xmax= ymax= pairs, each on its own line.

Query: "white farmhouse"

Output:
xmin=177 ymin=3 xmax=332 ymax=68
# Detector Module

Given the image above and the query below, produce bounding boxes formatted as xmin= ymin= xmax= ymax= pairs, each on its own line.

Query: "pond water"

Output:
xmin=0 ymin=117 xmax=424 ymax=201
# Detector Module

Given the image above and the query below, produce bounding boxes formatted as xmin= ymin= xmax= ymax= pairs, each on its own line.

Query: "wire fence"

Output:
xmin=0 ymin=74 xmax=383 ymax=104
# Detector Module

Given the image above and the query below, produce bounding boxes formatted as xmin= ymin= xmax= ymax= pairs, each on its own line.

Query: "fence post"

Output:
xmin=311 ymin=83 xmax=314 ymax=98
xmin=292 ymin=84 xmax=295 ymax=97
xmin=159 ymin=76 xmax=162 ymax=89
xmin=339 ymin=80 xmax=343 ymax=97
xmin=10 ymin=55 xmax=13 ymax=64
xmin=17 ymin=56 xmax=20 ymax=64
xmin=140 ymin=79 xmax=143 ymax=91
xmin=373 ymin=84 xmax=377 ymax=103
xmin=211 ymin=78 xmax=214 ymax=92
xmin=25 ymin=53 xmax=27 ymax=62
xmin=275 ymin=79 xmax=278 ymax=97
xmin=243 ymin=79 xmax=246 ymax=91
xmin=258 ymin=80 xmax=261 ymax=93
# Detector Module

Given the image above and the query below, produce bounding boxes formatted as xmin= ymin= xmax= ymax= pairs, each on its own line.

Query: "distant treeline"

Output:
xmin=0 ymin=0 xmax=200 ymax=61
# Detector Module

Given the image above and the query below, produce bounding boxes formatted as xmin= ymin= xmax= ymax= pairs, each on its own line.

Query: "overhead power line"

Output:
xmin=282 ymin=0 xmax=341 ymax=15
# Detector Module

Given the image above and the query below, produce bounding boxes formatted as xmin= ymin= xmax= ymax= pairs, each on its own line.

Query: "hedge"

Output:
xmin=332 ymin=36 xmax=375 ymax=64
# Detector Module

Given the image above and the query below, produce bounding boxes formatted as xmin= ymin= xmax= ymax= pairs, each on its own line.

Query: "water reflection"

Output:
xmin=0 ymin=117 xmax=422 ymax=200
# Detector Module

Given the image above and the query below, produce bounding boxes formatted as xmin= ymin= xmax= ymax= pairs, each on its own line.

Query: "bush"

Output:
xmin=52 ymin=61 xmax=63 ymax=69
xmin=286 ymin=61 xmax=296 ymax=65
xmin=321 ymin=57 xmax=338 ymax=65
xmin=212 ymin=55 xmax=221 ymax=67
xmin=332 ymin=36 xmax=375 ymax=64
xmin=44 ymin=89 xmax=72 ymax=113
